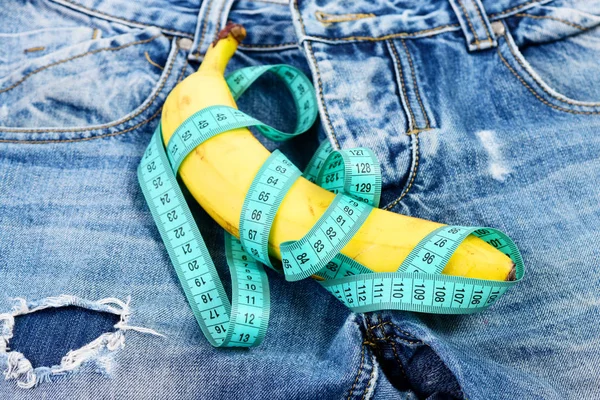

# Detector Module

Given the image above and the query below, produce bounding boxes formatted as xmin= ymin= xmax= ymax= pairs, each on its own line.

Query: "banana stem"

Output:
xmin=199 ymin=23 xmax=246 ymax=75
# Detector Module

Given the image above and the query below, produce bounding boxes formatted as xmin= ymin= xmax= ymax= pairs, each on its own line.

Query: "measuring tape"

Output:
xmin=138 ymin=64 xmax=524 ymax=347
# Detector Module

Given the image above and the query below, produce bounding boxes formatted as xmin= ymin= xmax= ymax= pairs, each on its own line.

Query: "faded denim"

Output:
xmin=1 ymin=0 xmax=600 ymax=399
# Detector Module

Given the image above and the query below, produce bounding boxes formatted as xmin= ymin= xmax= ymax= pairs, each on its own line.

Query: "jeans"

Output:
xmin=1 ymin=0 xmax=600 ymax=398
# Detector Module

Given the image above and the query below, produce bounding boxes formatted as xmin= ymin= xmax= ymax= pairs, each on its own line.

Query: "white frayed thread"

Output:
xmin=0 ymin=295 xmax=164 ymax=389
xmin=475 ymin=130 xmax=513 ymax=182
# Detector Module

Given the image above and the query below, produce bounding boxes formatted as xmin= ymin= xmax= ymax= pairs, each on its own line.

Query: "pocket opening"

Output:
xmin=0 ymin=29 xmax=189 ymax=143
xmin=496 ymin=20 xmax=600 ymax=114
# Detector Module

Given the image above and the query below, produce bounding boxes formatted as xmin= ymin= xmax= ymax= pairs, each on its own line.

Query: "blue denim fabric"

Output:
xmin=1 ymin=0 xmax=600 ymax=398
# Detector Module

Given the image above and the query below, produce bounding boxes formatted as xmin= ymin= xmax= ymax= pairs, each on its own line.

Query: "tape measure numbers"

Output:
xmin=138 ymin=63 xmax=525 ymax=348
xmin=239 ymin=150 xmax=302 ymax=270
xmin=139 ymin=127 xmax=270 ymax=347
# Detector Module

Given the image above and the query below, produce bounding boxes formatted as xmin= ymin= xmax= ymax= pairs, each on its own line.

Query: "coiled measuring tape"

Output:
xmin=138 ymin=64 xmax=524 ymax=347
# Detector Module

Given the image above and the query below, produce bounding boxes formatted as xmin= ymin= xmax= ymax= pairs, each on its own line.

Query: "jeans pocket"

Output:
xmin=0 ymin=26 xmax=185 ymax=142
xmin=0 ymin=26 xmax=100 ymax=77
xmin=496 ymin=4 xmax=600 ymax=114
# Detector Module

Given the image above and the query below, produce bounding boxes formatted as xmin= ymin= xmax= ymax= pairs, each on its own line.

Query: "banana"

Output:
xmin=161 ymin=23 xmax=515 ymax=281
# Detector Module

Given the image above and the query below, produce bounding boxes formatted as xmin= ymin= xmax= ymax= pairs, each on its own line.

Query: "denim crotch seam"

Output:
xmin=364 ymin=316 xmax=466 ymax=399
xmin=0 ymin=295 xmax=164 ymax=389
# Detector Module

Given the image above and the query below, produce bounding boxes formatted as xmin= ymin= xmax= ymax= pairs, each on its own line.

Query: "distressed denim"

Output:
xmin=1 ymin=0 xmax=600 ymax=398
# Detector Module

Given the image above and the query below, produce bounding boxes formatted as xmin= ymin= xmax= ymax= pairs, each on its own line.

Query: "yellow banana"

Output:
xmin=161 ymin=23 xmax=515 ymax=281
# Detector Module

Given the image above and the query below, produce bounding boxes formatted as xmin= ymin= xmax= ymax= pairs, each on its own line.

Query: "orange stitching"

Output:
xmin=92 ymin=28 xmax=100 ymax=40
xmin=145 ymin=51 xmax=164 ymax=70
xmin=293 ymin=1 xmax=550 ymax=43
xmin=248 ymin=0 xmax=288 ymax=5
xmin=501 ymin=34 xmax=600 ymax=107
xmin=401 ymin=39 xmax=430 ymax=129
xmin=56 ymin=0 xmax=192 ymax=37
xmin=347 ymin=344 xmax=366 ymax=400
xmin=0 ymin=107 xmax=161 ymax=144
xmin=305 ymin=41 xmax=341 ymax=149
xmin=368 ymin=321 xmax=423 ymax=342
xmin=472 ymin=0 xmax=493 ymax=43
xmin=315 ymin=11 xmax=376 ymax=25
xmin=361 ymin=351 xmax=375 ymax=400
xmin=368 ymin=321 xmax=390 ymax=332
xmin=497 ymin=48 xmax=600 ymax=114
xmin=23 ymin=46 xmax=45 ymax=53
xmin=176 ymin=58 xmax=189 ymax=84
xmin=239 ymin=42 xmax=298 ymax=49
xmin=406 ymin=127 xmax=431 ymax=135
xmin=372 ymin=335 xmax=422 ymax=345
xmin=514 ymin=13 xmax=587 ymax=31
xmin=489 ymin=0 xmax=540 ymax=19
xmin=0 ymin=35 xmax=162 ymax=95
xmin=195 ymin=0 xmax=214 ymax=55
xmin=294 ymin=0 xmax=460 ymax=43
xmin=293 ymin=0 xmax=308 ymax=37
xmin=388 ymin=40 xmax=416 ymax=131
xmin=212 ymin=0 xmax=229 ymax=44
xmin=305 ymin=23 xmax=461 ymax=43
xmin=456 ymin=0 xmax=480 ymax=47
xmin=0 ymin=42 xmax=180 ymax=135
xmin=383 ymin=132 xmax=420 ymax=210
xmin=390 ymin=341 xmax=408 ymax=381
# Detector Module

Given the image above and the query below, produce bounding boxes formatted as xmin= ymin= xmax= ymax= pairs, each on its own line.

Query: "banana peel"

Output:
xmin=160 ymin=23 xmax=516 ymax=282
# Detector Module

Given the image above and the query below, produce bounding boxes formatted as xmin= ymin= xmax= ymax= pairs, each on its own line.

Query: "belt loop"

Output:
xmin=189 ymin=0 xmax=236 ymax=61
xmin=448 ymin=0 xmax=497 ymax=51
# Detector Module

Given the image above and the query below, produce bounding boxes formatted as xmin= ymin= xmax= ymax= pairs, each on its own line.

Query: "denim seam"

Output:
xmin=50 ymin=0 xmax=193 ymax=38
xmin=347 ymin=343 xmax=366 ymax=400
xmin=212 ymin=0 xmax=230 ymax=46
xmin=293 ymin=0 xmax=308 ymax=36
xmin=249 ymin=0 xmax=288 ymax=5
xmin=372 ymin=318 xmax=424 ymax=344
xmin=361 ymin=349 xmax=376 ymax=400
xmin=387 ymin=40 xmax=416 ymax=132
xmin=497 ymin=43 xmax=600 ymax=113
xmin=195 ymin=0 xmax=214 ymax=56
xmin=0 ymin=107 xmax=162 ymax=144
xmin=456 ymin=0 xmax=481 ymax=46
xmin=472 ymin=0 xmax=493 ymax=43
xmin=305 ymin=41 xmax=341 ymax=149
xmin=488 ymin=0 xmax=542 ymax=19
xmin=302 ymin=24 xmax=461 ymax=44
xmin=315 ymin=11 xmax=376 ymax=25
xmin=0 ymin=35 xmax=162 ymax=96
xmin=400 ymin=39 xmax=430 ymax=129
xmin=502 ymin=29 xmax=600 ymax=107
xmin=294 ymin=1 xmax=547 ymax=43
xmin=473 ymin=0 xmax=494 ymax=43
xmin=0 ymin=40 xmax=180 ymax=137
xmin=390 ymin=341 xmax=409 ymax=381
xmin=239 ymin=42 xmax=298 ymax=49
xmin=513 ymin=13 xmax=587 ymax=31
xmin=382 ymin=132 xmax=420 ymax=210
xmin=372 ymin=336 xmax=423 ymax=346
xmin=177 ymin=58 xmax=190 ymax=84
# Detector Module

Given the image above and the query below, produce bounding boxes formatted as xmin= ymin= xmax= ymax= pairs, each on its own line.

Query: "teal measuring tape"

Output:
xmin=138 ymin=63 xmax=524 ymax=347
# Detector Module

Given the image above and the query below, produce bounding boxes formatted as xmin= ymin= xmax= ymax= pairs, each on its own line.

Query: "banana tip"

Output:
xmin=213 ymin=22 xmax=247 ymax=46
xmin=506 ymin=262 xmax=517 ymax=281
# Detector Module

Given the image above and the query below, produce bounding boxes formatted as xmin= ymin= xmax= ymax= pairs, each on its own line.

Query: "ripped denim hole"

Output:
xmin=0 ymin=295 xmax=165 ymax=389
